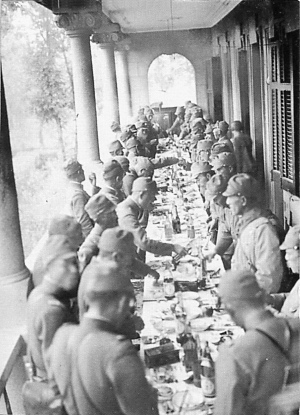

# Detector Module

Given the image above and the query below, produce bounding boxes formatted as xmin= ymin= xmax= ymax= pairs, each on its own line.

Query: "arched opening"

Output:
xmin=148 ymin=53 xmax=197 ymax=107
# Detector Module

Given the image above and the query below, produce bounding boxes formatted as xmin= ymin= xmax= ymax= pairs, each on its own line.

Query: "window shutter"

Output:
xmin=271 ymin=89 xmax=280 ymax=171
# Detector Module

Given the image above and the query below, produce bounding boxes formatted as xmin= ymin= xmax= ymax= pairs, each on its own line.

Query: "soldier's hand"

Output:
xmin=149 ymin=269 xmax=160 ymax=280
xmin=203 ymin=248 xmax=216 ymax=261
xmin=88 ymin=172 xmax=97 ymax=187
xmin=173 ymin=244 xmax=188 ymax=262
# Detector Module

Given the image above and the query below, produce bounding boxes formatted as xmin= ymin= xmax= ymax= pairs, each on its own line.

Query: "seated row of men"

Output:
xmin=26 ymin=216 xmax=300 ymax=415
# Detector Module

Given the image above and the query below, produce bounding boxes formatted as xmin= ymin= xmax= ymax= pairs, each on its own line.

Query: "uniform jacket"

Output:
xmin=48 ymin=318 xmax=159 ymax=415
xmin=231 ymin=208 xmax=284 ymax=293
xmin=65 ymin=182 xmax=94 ymax=238
xmin=215 ymin=317 xmax=300 ymax=415
xmin=122 ymin=172 xmax=137 ymax=196
xmin=271 ymin=280 xmax=300 ymax=318
xmin=98 ymin=185 xmax=126 ymax=205
xmin=27 ymin=287 xmax=77 ymax=377
xmin=117 ymin=196 xmax=173 ymax=256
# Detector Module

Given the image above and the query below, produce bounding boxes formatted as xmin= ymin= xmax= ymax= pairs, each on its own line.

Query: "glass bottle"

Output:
xmin=187 ymin=213 xmax=195 ymax=239
xmin=200 ymin=341 xmax=216 ymax=398
xmin=164 ymin=212 xmax=173 ymax=241
xmin=163 ymin=263 xmax=175 ymax=300
xmin=172 ymin=203 xmax=181 ymax=234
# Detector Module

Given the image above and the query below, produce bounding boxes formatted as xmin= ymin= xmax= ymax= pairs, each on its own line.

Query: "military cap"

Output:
xmin=110 ymin=121 xmax=120 ymax=132
xmin=84 ymin=259 xmax=134 ymax=298
xmin=191 ymin=161 xmax=213 ymax=178
xmin=197 ymin=140 xmax=213 ymax=152
xmin=120 ymin=130 xmax=132 ymax=143
xmin=136 ymin=121 xmax=149 ymax=130
xmin=125 ymin=137 xmax=140 ymax=150
xmin=130 ymin=156 xmax=154 ymax=175
xmin=204 ymin=124 xmax=213 ymax=134
xmin=223 ymin=173 xmax=258 ymax=198
xmin=113 ymin=156 xmax=130 ymax=172
xmin=203 ymin=114 xmax=213 ymax=122
xmin=85 ymin=193 xmax=116 ymax=222
xmin=212 ymin=152 xmax=236 ymax=169
xmin=48 ymin=214 xmax=82 ymax=239
xmin=175 ymin=106 xmax=185 ymax=115
xmin=211 ymin=142 xmax=233 ymax=156
xmin=280 ymin=225 xmax=300 ymax=250
xmin=219 ymin=269 xmax=263 ymax=302
xmin=190 ymin=107 xmax=203 ymax=118
xmin=231 ymin=120 xmax=243 ymax=131
xmin=144 ymin=108 xmax=154 ymax=116
xmin=98 ymin=227 xmax=135 ymax=253
xmin=205 ymin=174 xmax=228 ymax=200
xmin=190 ymin=117 xmax=206 ymax=129
xmin=109 ymin=140 xmax=123 ymax=153
xmin=42 ymin=235 xmax=77 ymax=274
xmin=126 ymin=124 xmax=138 ymax=133
xmin=102 ymin=159 xmax=124 ymax=180
xmin=219 ymin=121 xmax=229 ymax=133
xmin=131 ymin=177 xmax=158 ymax=193
xmin=63 ymin=159 xmax=82 ymax=178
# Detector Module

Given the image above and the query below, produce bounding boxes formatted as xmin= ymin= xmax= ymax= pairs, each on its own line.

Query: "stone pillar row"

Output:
xmin=55 ymin=9 xmax=132 ymax=165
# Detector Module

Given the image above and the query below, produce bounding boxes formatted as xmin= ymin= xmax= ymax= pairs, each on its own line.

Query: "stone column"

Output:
xmin=0 ymin=74 xmax=30 ymax=329
xmin=55 ymin=11 xmax=101 ymax=164
xmin=115 ymin=38 xmax=132 ymax=125
xmin=92 ymin=32 xmax=120 ymax=125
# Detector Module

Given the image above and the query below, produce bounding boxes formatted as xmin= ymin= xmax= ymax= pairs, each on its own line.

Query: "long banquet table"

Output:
xmin=138 ymin=151 xmax=243 ymax=414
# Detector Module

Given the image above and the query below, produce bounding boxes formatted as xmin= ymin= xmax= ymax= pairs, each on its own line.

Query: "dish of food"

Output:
xmin=156 ymin=385 xmax=174 ymax=401
xmin=172 ymin=389 xmax=204 ymax=411
xmin=180 ymin=291 xmax=200 ymax=300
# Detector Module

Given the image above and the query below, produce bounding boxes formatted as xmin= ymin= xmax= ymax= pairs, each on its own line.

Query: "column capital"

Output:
xmin=91 ymin=31 xmax=124 ymax=46
xmin=55 ymin=10 xmax=102 ymax=35
xmin=114 ymin=34 xmax=132 ymax=52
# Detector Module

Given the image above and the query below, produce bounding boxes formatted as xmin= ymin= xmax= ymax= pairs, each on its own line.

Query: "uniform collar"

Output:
xmin=81 ymin=315 xmax=119 ymax=334
xmin=239 ymin=207 xmax=264 ymax=233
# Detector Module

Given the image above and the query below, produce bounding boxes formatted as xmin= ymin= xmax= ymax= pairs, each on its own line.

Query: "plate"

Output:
xmin=189 ymin=317 xmax=213 ymax=332
xmin=180 ymin=291 xmax=200 ymax=300
xmin=172 ymin=389 xmax=204 ymax=411
xmin=156 ymin=385 xmax=174 ymax=401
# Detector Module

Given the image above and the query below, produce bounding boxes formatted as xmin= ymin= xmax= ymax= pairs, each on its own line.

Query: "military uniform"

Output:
xmin=98 ymin=185 xmax=125 ymax=205
xmin=215 ymin=317 xmax=300 ymax=415
xmin=117 ymin=196 xmax=173 ymax=256
xmin=231 ymin=208 xmax=284 ymax=293
xmin=27 ymin=287 xmax=77 ymax=377
xmin=65 ymin=182 xmax=94 ymax=238
xmin=270 ymin=280 xmax=300 ymax=318
xmin=48 ymin=318 xmax=158 ymax=415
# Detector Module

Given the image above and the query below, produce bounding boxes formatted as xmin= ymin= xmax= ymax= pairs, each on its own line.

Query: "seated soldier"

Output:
xmin=211 ymin=152 xmax=237 ymax=182
xmin=191 ymin=160 xmax=214 ymax=203
xmin=98 ymin=159 xmax=126 ymax=205
xmin=267 ymin=225 xmax=300 ymax=318
xmin=108 ymin=140 xmax=124 ymax=157
xmin=117 ymin=177 xmax=188 ymax=261
xmin=27 ymin=235 xmax=80 ymax=378
xmin=78 ymin=193 xmax=118 ymax=269
xmin=78 ymin=227 xmax=159 ymax=319
xmin=48 ymin=261 xmax=159 ymax=415
xmin=28 ymin=214 xmax=83 ymax=296
xmin=123 ymin=156 xmax=155 ymax=197
xmin=63 ymin=159 xmax=94 ymax=238
xmin=113 ymin=155 xmax=130 ymax=174
xmin=215 ymin=269 xmax=300 ymax=415
xmin=223 ymin=174 xmax=284 ymax=293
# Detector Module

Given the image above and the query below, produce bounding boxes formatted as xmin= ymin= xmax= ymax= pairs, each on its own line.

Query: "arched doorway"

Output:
xmin=148 ymin=54 xmax=197 ymax=107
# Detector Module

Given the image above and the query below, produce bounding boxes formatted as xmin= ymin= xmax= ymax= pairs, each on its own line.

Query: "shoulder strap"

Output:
xmin=255 ymin=322 xmax=292 ymax=389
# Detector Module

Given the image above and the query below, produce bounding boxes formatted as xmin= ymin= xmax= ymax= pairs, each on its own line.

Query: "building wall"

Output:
xmin=126 ymin=29 xmax=213 ymax=115
xmin=209 ymin=0 xmax=300 ymax=227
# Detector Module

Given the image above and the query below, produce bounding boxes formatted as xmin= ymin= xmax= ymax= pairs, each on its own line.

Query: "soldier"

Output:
xmin=27 ymin=235 xmax=79 ymax=378
xmin=167 ymin=106 xmax=185 ymax=136
xmin=63 ymin=159 xmax=94 ymax=238
xmin=223 ymin=173 xmax=284 ymax=293
xmin=98 ymin=159 xmax=126 ymax=205
xmin=78 ymin=193 xmax=118 ymax=270
xmin=117 ymin=177 xmax=188 ymax=260
xmin=268 ymin=225 xmax=300 ymax=318
xmin=123 ymin=156 xmax=155 ymax=197
xmin=113 ymin=155 xmax=130 ymax=174
xmin=78 ymin=227 xmax=160 ymax=318
xmin=196 ymin=139 xmax=214 ymax=163
xmin=191 ymin=160 xmax=214 ymax=203
xmin=28 ymin=214 xmax=83 ymax=294
xmin=108 ymin=140 xmax=124 ymax=157
xmin=215 ymin=269 xmax=300 ymax=415
xmin=211 ymin=151 xmax=237 ymax=182
xmin=231 ymin=120 xmax=256 ymax=176
xmin=48 ymin=261 xmax=159 ymax=415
